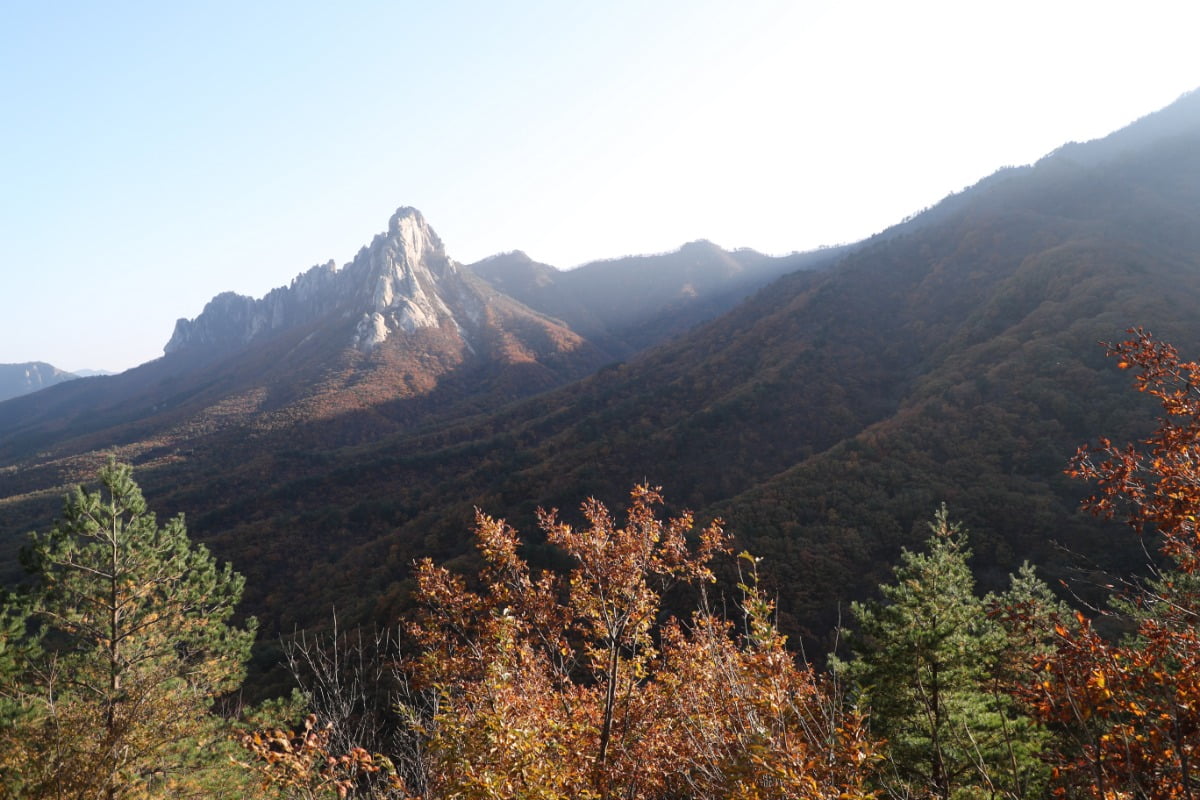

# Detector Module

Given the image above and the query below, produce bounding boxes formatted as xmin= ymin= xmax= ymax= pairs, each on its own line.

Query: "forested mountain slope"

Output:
xmin=3 ymin=91 xmax=1200 ymax=665
xmin=468 ymin=240 xmax=845 ymax=356
xmin=202 ymin=90 xmax=1200 ymax=639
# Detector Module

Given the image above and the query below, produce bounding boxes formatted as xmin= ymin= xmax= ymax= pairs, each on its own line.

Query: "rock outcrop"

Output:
xmin=165 ymin=208 xmax=480 ymax=355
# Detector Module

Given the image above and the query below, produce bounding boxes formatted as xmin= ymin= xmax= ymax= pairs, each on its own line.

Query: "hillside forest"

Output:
xmin=3 ymin=93 xmax=1200 ymax=692
xmin=4 ymin=329 xmax=1200 ymax=799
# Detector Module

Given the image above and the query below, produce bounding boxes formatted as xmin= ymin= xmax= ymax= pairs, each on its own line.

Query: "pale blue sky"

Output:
xmin=2 ymin=1 xmax=1197 ymax=372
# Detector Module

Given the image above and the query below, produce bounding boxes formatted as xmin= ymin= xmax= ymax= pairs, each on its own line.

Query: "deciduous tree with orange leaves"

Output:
xmin=408 ymin=485 xmax=877 ymax=800
xmin=1023 ymin=328 xmax=1200 ymax=798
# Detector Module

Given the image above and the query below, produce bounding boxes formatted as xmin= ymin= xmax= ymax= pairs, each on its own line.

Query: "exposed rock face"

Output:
xmin=0 ymin=362 xmax=78 ymax=403
xmin=346 ymin=208 xmax=466 ymax=350
xmin=165 ymin=208 xmax=478 ymax=355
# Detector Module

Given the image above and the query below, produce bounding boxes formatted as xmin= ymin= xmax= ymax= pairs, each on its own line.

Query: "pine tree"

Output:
xmin=0 ymin=459 xmax=256 ymax=799
xmin=0 ymin=589 xmax=35 ymax=796
xmin=835 ymin=506 xmax=1052 ymax=800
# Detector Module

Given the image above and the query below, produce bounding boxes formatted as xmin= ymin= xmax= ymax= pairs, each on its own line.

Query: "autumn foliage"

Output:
xmin=236 ymin=713 xmax=413 ymax=800
xmin=34 ymin=330 xmax=1200 ymax=798
xmin=1023 ymin=328 xmax=1200 ymax=798
xmin=408 ymin=485 xmax=877 ymax=799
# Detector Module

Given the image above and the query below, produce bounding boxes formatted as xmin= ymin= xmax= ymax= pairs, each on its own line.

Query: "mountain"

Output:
xmin=1045 ymin=87 xmax=1200 ymax=168
xmin=3 ymin=91 xmax=1200 ymax=673
xmin=0 ymin=208 xmax=608 ymax=466
xmin=167 ymin=207 xmax=484 ymax=357
xmin=0 ymin=362 xmax=77 ymax=402
xmin=468 ymin=242 xmax=845 ymax=357
xmin=167 ymin=88 xmax=1200 ymax=640
xmin=0 ymin=206 xmax=828 ymax=597
xmin=0 ymin=209 xmax=826 ymax=475
xmin=163 ymin=205 xmax=601 ymax=373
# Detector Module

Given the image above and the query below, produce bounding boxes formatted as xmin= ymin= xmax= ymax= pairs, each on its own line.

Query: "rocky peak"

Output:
xmin=347 ymin=207 xmax=462 ymax=350
xmin=164 ymin=207 xmax=478 ymax=356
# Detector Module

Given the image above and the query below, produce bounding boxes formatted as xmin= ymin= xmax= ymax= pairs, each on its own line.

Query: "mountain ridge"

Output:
xmin=0 ymin=202 xmax=836 ymax=502
xmin=468 ymin=240 xmax=846 ymax=357
xmin=168 ymin=88 xmax=1200 ymax=641
xmin=0 ymin=208 xmax=616 ymax=480
xmin=3 ymin=89 xmax=1200 ymax=667
xmin=0 ymin=362 xmax=79 ymax=403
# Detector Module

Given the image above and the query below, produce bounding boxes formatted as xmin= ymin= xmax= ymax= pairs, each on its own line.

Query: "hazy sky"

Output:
xmin=2 ymin=1 xmax=1197 ymax=373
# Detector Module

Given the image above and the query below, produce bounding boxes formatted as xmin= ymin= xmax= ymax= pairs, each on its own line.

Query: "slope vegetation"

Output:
xmin=4 ymin=92 xmax=1200 ymax=660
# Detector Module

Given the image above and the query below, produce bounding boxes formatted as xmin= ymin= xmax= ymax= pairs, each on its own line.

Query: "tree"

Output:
xmin=0 ymin=588 xmax=36 ymax=796
xmin=235 ymin=712 xmax=412 ymax=800
xmin=272 ymin=621 xmax=434 ymax=798
xmin=835 ymin=506 xmax=1054 ymax=800
xmin=1021 ymin=328 xmax=1200 ymax=797
xmin=407 ymin=485 xmax=877 ymax=799
xmin=0 ymin=459 xmax=256 ymax=799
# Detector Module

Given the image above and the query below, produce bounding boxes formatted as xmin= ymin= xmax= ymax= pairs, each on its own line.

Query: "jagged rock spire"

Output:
xmin=164 ymin=207 xmax=474 ymax=355
xmin=348 ymin=207 xmax=460 ymax=351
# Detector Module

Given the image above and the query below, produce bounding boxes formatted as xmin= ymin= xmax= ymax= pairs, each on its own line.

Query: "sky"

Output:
xmin=1 ymin=1 xmax=1197 ymax=373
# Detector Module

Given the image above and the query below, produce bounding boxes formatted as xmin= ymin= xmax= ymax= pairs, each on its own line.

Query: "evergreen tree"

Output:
xmin=0 ymin=590 xmax=36 ymax=796
xmin=0 ymin=459 xmax=256 ymax=799
xmin=835 ymin=506 xmax=1053 ymax=800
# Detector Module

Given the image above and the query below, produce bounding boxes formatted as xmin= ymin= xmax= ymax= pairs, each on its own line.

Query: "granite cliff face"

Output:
xmin=165 ymin=208 xmax=481 ymax=356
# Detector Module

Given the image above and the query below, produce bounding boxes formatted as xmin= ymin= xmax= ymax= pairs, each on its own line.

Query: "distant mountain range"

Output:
xmin=0 ymin=363 xmax=79 ymax=402
xmin=0 ymin=365 xmax=116 ymax=403
xmin=468 ymin=241 xmax=847 ymax=357
xmin=3 ymin=89 xmax=1199 ymax=675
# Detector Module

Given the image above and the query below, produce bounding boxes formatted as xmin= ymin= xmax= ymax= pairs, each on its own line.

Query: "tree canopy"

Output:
xmin=835 ymin=506 xmax=1057 ymax=799
xmin=0 ymin=459 xmax=256 ymax=799
xmin=406 ymin=485 xmax=877 ymax=799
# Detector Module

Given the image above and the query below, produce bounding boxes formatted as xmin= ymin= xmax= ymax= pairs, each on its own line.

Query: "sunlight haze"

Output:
xmin=1 ymin=0 xmax=1196 ymax=372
